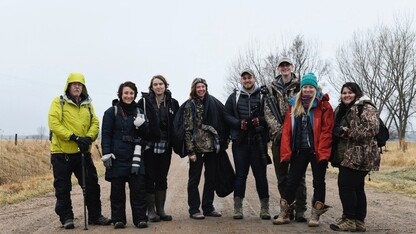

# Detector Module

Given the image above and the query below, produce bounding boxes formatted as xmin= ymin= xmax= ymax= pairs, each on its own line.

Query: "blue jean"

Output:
xmin=283 ymin=148 xmax=327 ymax=205
xmin=232 ymin=143 xmax=269 ymax=199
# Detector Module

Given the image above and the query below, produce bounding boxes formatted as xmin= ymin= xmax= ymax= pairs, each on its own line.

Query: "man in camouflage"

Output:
xmin=184 ymin=78 xmax=229 ymax=220
xmin=264 ymin=57 xmax=307 ymax=222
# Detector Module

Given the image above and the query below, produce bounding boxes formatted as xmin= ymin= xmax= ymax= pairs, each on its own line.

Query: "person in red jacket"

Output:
xmin=273 ymin=72 xmax=334 ymax=227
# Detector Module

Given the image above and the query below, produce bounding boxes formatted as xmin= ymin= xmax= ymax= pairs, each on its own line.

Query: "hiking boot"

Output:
xmin=136 ymin=221 xmax=148 ymax=228
xmin=355 ymin=219 xmax=366 ymax=232
xmin=330 ymin=217 xmax=356 ymax=232
xmin=190 ymin=212 xmax=205 ymax=219
xmin=63 ymin=219 xmax=74 ymax=229
xmin=204 ymin=210 xmax=222 ymax=217
xmin=273 ymin=199 xmax=294 ymax=225
xmin=89 ymin=215 xmax=112 ymax=225
xmin=146 ymin=193 xmax=161 ymax=222
xmin=260 ymin=198 xmax=271 ymax=220
xmin=308 ymin=201 xmax=330 ymax=227
xmin=233 ymin=197 xmax=243 ymax=219
xmin=114 ymin=222 xmax=125 ymax=229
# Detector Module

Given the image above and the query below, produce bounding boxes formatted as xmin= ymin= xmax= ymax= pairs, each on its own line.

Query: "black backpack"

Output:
xmin=172 ymin=100 xmax=195 ymax=157
xmin=357 ymin=102 xmax=390 ymax=151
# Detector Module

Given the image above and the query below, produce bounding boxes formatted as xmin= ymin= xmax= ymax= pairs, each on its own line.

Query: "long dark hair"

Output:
xmin=149 ymin=75 xmax=169 ymax=92
xmin=336 ymin=82 xmax=363 ymax=122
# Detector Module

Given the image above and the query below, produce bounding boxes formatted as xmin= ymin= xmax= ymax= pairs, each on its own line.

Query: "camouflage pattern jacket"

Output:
xmin=264 ymin=73 xmax=300 ymax=143
xmin=184 ymin=95 xmax=229 ymax=155
xmin=339 ymin=96 xmax=381 ymax=171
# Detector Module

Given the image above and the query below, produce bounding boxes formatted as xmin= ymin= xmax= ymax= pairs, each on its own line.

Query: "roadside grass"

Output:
xmin=0 ymin=140 xmax=105 ymax=206
xmin=328 ymin=141 xmax=416 ymax=198
xmin=1 ymin=140 xmax=415 ymax=206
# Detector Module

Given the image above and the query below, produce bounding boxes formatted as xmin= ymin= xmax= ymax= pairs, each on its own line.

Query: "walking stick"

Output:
xmin=80 ymin=150 xmax=88 ymax=230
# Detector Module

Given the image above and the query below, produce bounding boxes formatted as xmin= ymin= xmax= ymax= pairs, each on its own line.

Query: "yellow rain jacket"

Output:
xmin=48 ymin=73 xmax=99 ymax=154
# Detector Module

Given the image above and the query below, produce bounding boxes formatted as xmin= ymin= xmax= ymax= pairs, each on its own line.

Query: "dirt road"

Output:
xmin=0 ymin=153 xmax=415 ymax=234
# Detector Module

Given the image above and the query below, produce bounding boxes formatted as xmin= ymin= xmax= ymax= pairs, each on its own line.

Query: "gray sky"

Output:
xmin=0 ymin=0 xmax=414 ymax=136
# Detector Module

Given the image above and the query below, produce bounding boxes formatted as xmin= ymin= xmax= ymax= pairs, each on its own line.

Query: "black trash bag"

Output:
xmin=215 ymin=150 xmax=235 ymax=198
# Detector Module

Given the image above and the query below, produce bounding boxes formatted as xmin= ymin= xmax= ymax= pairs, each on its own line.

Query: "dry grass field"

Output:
xmin=0 ymin=140 xmax=415 ymax=207
xmin=0 ymin=140 xmax=104 ymax=206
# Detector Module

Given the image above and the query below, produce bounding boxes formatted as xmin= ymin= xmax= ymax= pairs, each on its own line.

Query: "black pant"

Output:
xmin=187 ymin=152 xmax=216 ymax=215
xmin=272 ymin=142 xmax=307 ymax=213
xmin=51 ymin=153 xmax=102 ymax=224
xmin=338 ymin=166 xmax=369 ymax=221
xmin=283 ymin=149 xmax=327 ymax=205
xmin=144 ymin=150 xmax=172 ymax=193
xmin=110 ymin=175 xmax=147 ymax=225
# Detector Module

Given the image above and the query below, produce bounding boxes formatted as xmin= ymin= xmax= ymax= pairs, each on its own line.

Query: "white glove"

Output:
xmin=134 ymin=113 xmax=146 ymax=128
xmin=102 ymin=153 xmax=116 ymax=169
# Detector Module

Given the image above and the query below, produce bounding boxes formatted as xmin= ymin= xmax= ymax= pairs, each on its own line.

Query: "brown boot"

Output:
xmin=272 ymin=199 xmax=294 ymax=225
xmin=308 ymin=201 xmax=330 ymax=227
xmin=355 ymin=219 xmax=366 ymax=232
xmin=330 ymin=217 xmax=356 ymax=231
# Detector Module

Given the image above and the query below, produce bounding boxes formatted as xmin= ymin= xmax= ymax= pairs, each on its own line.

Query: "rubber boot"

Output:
xmin=233 ymin=197 xmax=243 ymax=219
xmin=308 ymin=201 xmax=330 ymax=227
xmin=146 ymin=193 xmax=160 ymax=222
xmin=259 ymin=198 xmax=271 ymax=220
xmin=155 ymin=190 xmax=173 ymax=221
xmin=273 ymin=199 xmax=294 ymax=225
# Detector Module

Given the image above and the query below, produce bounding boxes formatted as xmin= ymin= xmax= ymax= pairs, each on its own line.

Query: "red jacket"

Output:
xmin=280 ymin=93 xmax=334 ymax=163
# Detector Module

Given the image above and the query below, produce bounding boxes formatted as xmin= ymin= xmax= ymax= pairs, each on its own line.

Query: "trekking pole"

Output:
xmin=95 ymin=144 xmax=102 ymax=157
xmin=80 ymin=150 xmax=88 ymax=230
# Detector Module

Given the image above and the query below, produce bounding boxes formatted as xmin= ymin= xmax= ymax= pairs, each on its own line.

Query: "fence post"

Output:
xmin=15 ymin=134 xmax=17 ymax=146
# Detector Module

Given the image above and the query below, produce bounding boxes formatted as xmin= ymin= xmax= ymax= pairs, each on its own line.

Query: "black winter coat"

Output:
xmin=101 ymin=102 xmax=151 ymax=181
xmin=137 ymin=90 xmax=179 ymax=147
xmin=224 ymin=87 xmax=269 ymax=143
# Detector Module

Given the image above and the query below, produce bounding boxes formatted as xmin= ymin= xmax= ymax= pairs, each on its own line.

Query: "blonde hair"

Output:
xmin=292 ymin=91 xmax=317 ymax=117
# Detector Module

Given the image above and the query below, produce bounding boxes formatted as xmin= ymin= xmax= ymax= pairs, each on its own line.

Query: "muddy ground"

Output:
xmin=0 ymin=152 xmax=415 ymax=233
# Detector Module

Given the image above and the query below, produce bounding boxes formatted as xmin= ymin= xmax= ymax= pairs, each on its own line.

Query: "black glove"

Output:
xmin=70 ymin=134 xmax=92 ymax=152
xmin=333 ymin=126 xmax=347 ymax=138
xmin=131 ymin=165 xmax=140 ymax=175
xmin=246 ymin=117 xmax=254 ymax=131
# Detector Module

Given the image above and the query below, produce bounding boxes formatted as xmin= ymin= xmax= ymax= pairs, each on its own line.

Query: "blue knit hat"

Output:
xmin=301 ymin=72 xmax=318 ymax=89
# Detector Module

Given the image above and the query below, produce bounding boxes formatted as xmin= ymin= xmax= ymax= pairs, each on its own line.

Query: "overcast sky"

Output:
xmin=0 ymin=0 xmax=414 ymax=136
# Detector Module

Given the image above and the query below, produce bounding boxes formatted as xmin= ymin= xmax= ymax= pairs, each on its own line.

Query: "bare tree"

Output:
xmin=223 ymin=35 xmax=330 ymax=98
xmin=333 ymin=16 xmax=416 ymax=146
xmin=37 ymin=126 xmax=46 ymax=142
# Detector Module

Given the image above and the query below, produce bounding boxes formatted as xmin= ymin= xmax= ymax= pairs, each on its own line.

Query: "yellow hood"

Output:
xmin=64 ymin=72 xmax=88 ymax=96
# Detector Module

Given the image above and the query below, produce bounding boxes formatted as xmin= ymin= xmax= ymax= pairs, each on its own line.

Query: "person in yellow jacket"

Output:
xmin=48 ymin=72 xmax=111 ymax=229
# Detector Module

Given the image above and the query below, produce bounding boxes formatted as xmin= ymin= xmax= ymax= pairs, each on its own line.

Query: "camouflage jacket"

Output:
xmin=339 ymin=96 xmax=381 ymax=171
xmin=184 ymin=98 xmax=215 ymax=155
xmin=264 ymin=74 xmax=300 ymax=143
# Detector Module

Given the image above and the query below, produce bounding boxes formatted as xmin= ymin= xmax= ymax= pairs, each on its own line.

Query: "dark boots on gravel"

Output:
xmin=233 ymin=197 xmax=243 ymax=219
xmin=155 ymin=190 xmax=172 ymax=221
xmin=259 ymin=198 xmax=271 ymax=220
xmin=89 ymin=215 xmax=112 ymax=225
xmin=147 ymin=193 xmax=161 ymax=222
